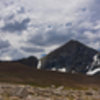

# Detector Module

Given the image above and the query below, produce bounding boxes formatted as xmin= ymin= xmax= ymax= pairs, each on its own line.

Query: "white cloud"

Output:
xmin=0 ymin=0 xmax=100 ymax=60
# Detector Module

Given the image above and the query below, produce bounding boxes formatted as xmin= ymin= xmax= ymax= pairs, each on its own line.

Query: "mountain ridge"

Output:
xmin=0 ymin=56 xmax=38 ymax=68
xmin=0 ymin=40 xmax=100 ymax=75
xmin=39 ymin=40 xmax=99 ymax=75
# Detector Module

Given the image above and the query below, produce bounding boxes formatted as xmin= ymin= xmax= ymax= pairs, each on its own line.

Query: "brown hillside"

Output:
xmin=0 ymin=62 xmax=100 ymax=88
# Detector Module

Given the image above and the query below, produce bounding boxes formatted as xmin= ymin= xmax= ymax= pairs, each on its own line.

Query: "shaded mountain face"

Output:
xmin=0 ymin=56 xmax=38 ymax=68
xmin=40 ymin=40 xmax=98 ymax=74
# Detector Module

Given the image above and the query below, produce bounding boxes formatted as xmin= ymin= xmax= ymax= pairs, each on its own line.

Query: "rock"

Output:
xmin=85 ymin=92 xmax=93 ymax=96
xmin=0 ymin=95 xmax=3 ymax=100
xmin=40 ymin=40 xmax=98 ymax=74
xmin=10 ymin=96 xmax=21 ymax=100
xmin=13 ymin=87 xmax=29 ymax=98
xmin=0 ymin=83 xmax=99 ymax=100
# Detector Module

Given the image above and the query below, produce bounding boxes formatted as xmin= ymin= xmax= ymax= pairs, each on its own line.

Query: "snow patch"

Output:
xmin=87 ymin=53 xmax=100 ymax=75
xmin=90 ymin=54 xmax=98 ymax=70
xmin=51 ymin=68 xmax=56 ymax=71
xmin=93 ymin=54 xmax=98 ymax=61
xmin=37 ymin=60 xmax=41 ymax=69
xmin=87 ymin=68 xmax=100 ymax=75
xmin=51 ymin=67 xmax=66 ymax=73
xmin=58 ymin=68 xmax=66 ymax=73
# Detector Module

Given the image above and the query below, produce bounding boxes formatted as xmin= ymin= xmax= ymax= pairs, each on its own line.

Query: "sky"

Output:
xmin=0 ymin=0 xmax=100 ymax=60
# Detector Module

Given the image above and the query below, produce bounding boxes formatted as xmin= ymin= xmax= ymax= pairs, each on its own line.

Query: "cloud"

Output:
xmin=17 ymin=6 xmax=25 ymax=14
xmin=1 ymin=18 xmax=30 ymax=33
xmin=21 ymin=47 xmax=44 ymax=53
xmin=0 ymin=48 xmax=25 ymax=61
xmin=0 ymin=40 xmax=10 ymax=49
xmin=0 ymin=0 xmax=100 ymax=60
xmin=28 ymin=26 xmax=75 ymax=47
xmin=89 ymin=0 xmax=100 ymax=22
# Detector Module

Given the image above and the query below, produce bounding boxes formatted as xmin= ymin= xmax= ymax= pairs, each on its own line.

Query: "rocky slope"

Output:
xmin=0 ymin=83 xmax=100 ymax=100
xmin=40 ymin=40 xmax=98 ymax=74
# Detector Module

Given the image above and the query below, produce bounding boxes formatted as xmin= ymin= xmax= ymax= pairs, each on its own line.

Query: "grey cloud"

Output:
xmin=21 ymin=47 xmax=44 ymax=53
xmin=27 ymin=20 xmax=100 ymax=49
xmin=0 ymin=0 xmax=100 ymax=60
xmin=6 ymin=14 xmax=15 ymax=20
xmin=66 ymin=22 xmax=72 ymax=27
xmin=81 ymin=8 xmax=87 ymax=12
xmin=8 ymin=49 xmax=25 ymax=60
xmin=0 ymin=40 xmax=10 ymax=49
xmin=1 ymin=18 xmax=30 ymax=32
xmin=28 ymin=27 xmax=75 ymax=47
xmin=17 ymin=7 xmax=25 ymax=14
xmin=0 ymin=48 xmax=25 ymax=60
xmin=0 ymin=48 xmax=9 ymax=55
xmin=89 ymin=0 xmax=100 ymax=22
xmin=3 ymin=1 xmax=14 ymax=7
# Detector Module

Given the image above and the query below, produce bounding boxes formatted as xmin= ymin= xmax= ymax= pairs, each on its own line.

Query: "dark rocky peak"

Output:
xmin=40 ymin=40 xmax=98 ymax=74
xmin=60 ymin=39 xmax=94 ymax=51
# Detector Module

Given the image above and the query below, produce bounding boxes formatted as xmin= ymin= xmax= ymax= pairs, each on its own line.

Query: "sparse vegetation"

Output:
xmin=0 ymin=83 xmax=100 ymax=100
xmin=0 ymin=62 xmax=100 ymax=100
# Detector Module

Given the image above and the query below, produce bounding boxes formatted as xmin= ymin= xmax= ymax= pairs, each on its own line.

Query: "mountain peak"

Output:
xmin=67 ymin=39 xmax=79 ymax=43
xmin=40 ymin=40 xmax=98 ymax=74
xmin=65 ymin=40 xmax=85 ymax=47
